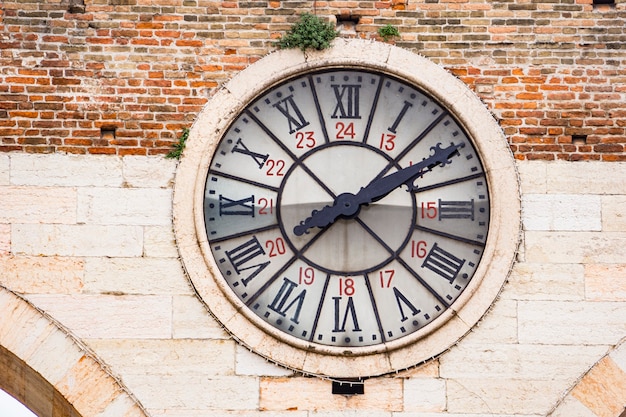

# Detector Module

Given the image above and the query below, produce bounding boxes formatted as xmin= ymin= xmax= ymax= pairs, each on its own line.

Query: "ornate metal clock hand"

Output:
xmin=293 ymin=142 xmax=464 ymax=236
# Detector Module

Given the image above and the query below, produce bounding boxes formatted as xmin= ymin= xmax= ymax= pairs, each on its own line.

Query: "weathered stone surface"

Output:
xmin=25 ymin=295 xmax=172 ymax=339
xmin=12 ymin=224 xmax=143 ymax=257
xmin=602 ymin=195 xmax=626 ymax=232
xmin=524 ymin=231 xmax=626 ymax=264
xmin=572 ymin=356 xmax=626 ymax=417
xmin=585 ymin=264 xmax=626 ymax=302
xmin=546 ymin=162 xmax=626 ymax=195
xmin=0 ymin=155 xmax=9 ymax=185
xmin=0 ymin=186 xmax=77 ymax=224
xmin=172 ymin=295 xmax=230 ymax=339
xmin=504 ymin=262 xmax=585 ymax=301
xmin=235 ymin=345 xmax=293 ymax=377
xmin=87 ymin=339 xmax=236 ymax=376
xmin=0 ymin=256 xmax=84 ymax=294
xmin=77 ymin=188 xmax=172 ymax=226
xmin=403 ymin=377 xmax=446 ymax=412
xmin=10 ymin=154 xmax=123 ymax=187
xmin=143 ymin=225 xmax=180 ymax=258
xmin=522 ymin=194 xmax=601 ymax=231
xmin=260 ymin=377 xmax=402 ymax=411
xmin=83 ymin=257 xmax=189 ymax=295
xmin=518 ymin=300 xmax=626 ymax=345
xmin=122 ymin=156 xmax=177 ymax=188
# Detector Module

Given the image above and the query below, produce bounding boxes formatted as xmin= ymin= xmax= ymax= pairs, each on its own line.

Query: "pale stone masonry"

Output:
xmin=1 ymin=153 xmax=625 ymax=416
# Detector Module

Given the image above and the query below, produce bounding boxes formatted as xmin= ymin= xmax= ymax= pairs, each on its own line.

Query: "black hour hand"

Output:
xmin=293 ymin=193 xmax=361 ymax=236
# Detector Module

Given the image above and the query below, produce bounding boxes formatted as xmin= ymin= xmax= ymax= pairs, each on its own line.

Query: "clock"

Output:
xmin=174 ymin=39 xmax=520 ymax=377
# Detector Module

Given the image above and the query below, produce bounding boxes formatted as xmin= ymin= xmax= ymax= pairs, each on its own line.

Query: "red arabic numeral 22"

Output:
xmin=265 ymin=159 xmax=286 ymax=176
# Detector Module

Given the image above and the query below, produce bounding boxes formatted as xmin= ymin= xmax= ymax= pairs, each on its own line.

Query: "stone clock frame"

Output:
xmin=173 ymin=39 xmax=521 ymax=378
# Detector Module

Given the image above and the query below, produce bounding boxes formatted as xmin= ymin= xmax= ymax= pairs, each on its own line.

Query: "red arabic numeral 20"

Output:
xmin=265 ymin=237 xmax=286 ymax=257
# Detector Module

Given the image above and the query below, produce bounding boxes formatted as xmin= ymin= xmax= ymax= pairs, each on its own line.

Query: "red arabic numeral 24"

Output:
xmin=335 ymin=122 xmax=356 ymax=140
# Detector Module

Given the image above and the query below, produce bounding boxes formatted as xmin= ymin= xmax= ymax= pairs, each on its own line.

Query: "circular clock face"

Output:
xmin=203 ymin=68 xmax=490 ymax=349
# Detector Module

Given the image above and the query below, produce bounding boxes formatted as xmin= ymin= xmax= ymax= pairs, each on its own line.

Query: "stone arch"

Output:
xmin=0 ymin=287 xmax=148 ymax=417
xmin=549 ymin=337 xmax=626 ymax=417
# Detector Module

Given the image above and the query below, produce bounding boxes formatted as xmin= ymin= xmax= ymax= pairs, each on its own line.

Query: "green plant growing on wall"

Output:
xmin=277 ymin=13 xmax=339 ymax=52
xmin=166 ymin=127 xmax=189 ymax=159
xmin=378 ymin=24 xmax=400 ymax=42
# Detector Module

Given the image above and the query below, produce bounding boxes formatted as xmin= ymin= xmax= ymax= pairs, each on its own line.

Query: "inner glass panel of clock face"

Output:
xmin=203 ymin=68 xmax=490 ymax=348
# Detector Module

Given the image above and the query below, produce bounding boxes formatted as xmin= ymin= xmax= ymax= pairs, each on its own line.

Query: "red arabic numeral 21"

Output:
xmin=299 ymin=267 xmax=315 ymax=285
xmin=296 ymin=131 xmax=316 ymax=149
xmin=335 ymin=122 xmax=356 ymax=140
xmin=411 ymin=240 xmax=427 ymax=258
xmin=265 ymin=159 xmax=286 ymax=176
xmin=265 ymin=237 xmax=286 ymax=257
xmin=258 ymin=197 xmax=274 ymax=215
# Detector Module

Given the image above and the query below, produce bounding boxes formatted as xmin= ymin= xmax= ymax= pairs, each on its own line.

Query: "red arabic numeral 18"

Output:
xmin=338 ymin=277 xmax=356 ymax=296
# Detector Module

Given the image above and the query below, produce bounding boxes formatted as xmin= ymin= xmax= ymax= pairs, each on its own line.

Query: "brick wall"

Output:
xmin=1 ymin=0 xmax=625 ymax=160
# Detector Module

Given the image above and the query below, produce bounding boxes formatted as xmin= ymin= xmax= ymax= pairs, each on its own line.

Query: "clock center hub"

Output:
xmin=278 ymin=142 xmax=415 ymax=275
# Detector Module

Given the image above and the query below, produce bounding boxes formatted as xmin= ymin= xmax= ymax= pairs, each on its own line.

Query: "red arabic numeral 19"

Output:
xmin=299 ymin=267 xmax=315 ymax=285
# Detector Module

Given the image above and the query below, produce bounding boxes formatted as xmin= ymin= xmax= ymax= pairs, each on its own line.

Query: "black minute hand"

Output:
xmin=293 ymin=142 xmax=465 ymax=236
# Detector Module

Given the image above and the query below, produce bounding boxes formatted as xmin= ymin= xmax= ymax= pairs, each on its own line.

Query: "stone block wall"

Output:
xmin=1 ymin=153 xmax=625 ymax=416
